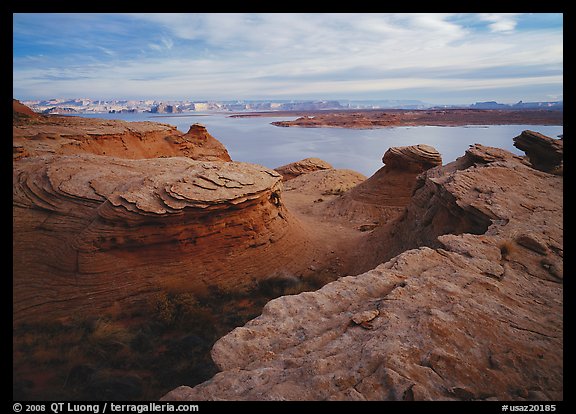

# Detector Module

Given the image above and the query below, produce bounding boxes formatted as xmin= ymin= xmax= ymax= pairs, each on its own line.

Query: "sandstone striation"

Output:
xmin=274 ymin=158 xmax=333 ymax=181
xmin=382 ymin=144 xmax=442 ymax=171
xmin=13 ymin=100 xmax=563 ymax=401
xmin=13 ymin=105 xmax=231 ymax=162
xmin=14 ymin=153 xmax=317 ymax=322
xmin=323 ymin=144 xmax=442 ymax=226
xmin=163 ymin=139 xmax=562 ymax=401
xmin=513 ymin=130 xmax=563 ymax=175
xmin=12 ymin=104 xmax=320 ymax=324
xmin=14 ymin=103 xmax=374 ymax=400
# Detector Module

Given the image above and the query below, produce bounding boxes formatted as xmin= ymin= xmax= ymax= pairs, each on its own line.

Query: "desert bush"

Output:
xmin=150 ymin=291 xmax=218 ymax=332
xmin=85 ymin=370 xmax=143 ymax=401
xmin=257 ymin=272 xmax=302 ymax=297
xmin=499 ymin=239 xmax=516 ymax=259
xmin=90 ymin=319 xmax=133 ymax=346
xmin=83 ymin=319 xmax=134 ymax=361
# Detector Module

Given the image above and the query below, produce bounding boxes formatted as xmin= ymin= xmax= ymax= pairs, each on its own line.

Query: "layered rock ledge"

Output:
xmin=13 ymin=99 xmax=230 ymax=162
xmin=275 ymin=158 xmax=334 ymax=181
xmin=269 ymin=109 xmax=563 ymax=129
xmin=513 ymin=130 xmax=563 ymax=174
xmin=324 ymin=144 xmax=442 ymax=226
xmin=163 ymin=140 xmax=562 ymax=401
xmin=13 ymin=154 xmax=308 ymax=322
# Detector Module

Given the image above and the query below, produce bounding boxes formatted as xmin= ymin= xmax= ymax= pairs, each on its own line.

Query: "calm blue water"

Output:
xmin=79 ymin=112 xmax=563 ymax=177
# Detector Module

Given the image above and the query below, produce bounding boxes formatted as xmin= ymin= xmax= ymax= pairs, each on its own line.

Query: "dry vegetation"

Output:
xmin=13 ymin=271 xmax=339 ymax=400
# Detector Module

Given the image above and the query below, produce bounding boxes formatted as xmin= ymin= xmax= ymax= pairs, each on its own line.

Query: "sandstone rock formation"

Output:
xmin=163 ymin=139 xmax=562 ymax=401
xmin=324 ymin=144 xmax=442 ymax=226
xmin=12 ymin=106 xmax=324 ymax=324
xmin=13 ymin=101 xmax=563 ymax=401
xmin=382 ymin=144 xmax=442 ymax=170
xmin=270 ymin=109 xmax=563 ymax=128
xmin=513 ymin=130 xmax=563 ymax=175
xmin=13 ymin=153 xmax=314 ymax=322
xmin=13 ymin=107 xmax=231 ymax=162
xmin=13 ymin=98 xmax=39 ymax=119
xmin=275 ymin=158 xmax=333 ymax=181
xmin=151 ymin=103 xmax=182 ymax=114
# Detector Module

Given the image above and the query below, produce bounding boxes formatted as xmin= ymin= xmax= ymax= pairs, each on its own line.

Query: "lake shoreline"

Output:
xmin=238 ymin=108 xmax=564 ymax=129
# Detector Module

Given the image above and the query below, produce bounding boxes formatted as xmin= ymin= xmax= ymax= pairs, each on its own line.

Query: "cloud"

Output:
xmin=12 ymin=13 xmax=563 ymax=102
xmin=479 ymin=13 xmax=521 ymax=33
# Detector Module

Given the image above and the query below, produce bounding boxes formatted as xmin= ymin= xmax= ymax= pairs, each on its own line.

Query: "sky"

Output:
xmin=12 ymin=13 xmax=563 ymax=104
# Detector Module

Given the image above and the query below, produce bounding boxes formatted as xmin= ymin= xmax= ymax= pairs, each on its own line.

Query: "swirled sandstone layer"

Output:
xmin=13 ymin=154 xmax=314 ymax=323
xmin=324 ymin=144 xmax=442 ymax=226
xmin=274 ymin=158 xmax=334 ymax=181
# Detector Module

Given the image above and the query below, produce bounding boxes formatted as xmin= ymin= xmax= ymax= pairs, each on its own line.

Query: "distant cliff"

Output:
xmin=150 ymin=103 xmax=182 ymax=114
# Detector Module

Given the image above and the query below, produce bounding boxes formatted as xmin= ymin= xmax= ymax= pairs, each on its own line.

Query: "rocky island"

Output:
xmin=263 ymin=108 xmax=563 ymax=129
xmin=13 ymin=100 xmax=562 ymax=401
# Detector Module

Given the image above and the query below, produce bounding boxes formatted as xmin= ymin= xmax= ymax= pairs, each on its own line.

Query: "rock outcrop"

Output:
xmin=513 ymin=130 xmax=563 ymax=175
xmin=275 ymin=158 xmax=333 ymax=181
xmin=324 ymin=144 xmax=442 ymax=226
xmin=13 ymin=113 xmax=231 ymax=162
xmin=13 ymin=98 xmax=39 ymax=119
xmin=151 ymin=103 xmax=182 ymax=114
xmin=12 ymin=107 xmax=320 ymax=324
xmin=163 ymin=140 xmax=562 ymax=401
xmin=382 ymin=144 xmax=442 ymax=171
xmin=13 ymin=101 xmax=563 ymax=401
xmin=14 ymin=154 xmax=318 ymax=322
xmin=270 ymin=109 xmax=563 ymax=128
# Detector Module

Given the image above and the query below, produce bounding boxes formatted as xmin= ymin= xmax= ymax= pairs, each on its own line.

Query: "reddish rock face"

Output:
xmin=12 ymin=107 xmax=311 ymax=324
xmin=382 ymin=144 xmax=442 ymax=171
xmin=13 ymin=114 xmax=231 ymax=162
xmin=162 ymin=143 xmax=562 ymax=402
xmin=13 ymin=154 xmax=308 ymax=322
xmin=513 ymin=130 xmax=563 ymax=174
xmin=180 ymin=123 xmax=232 ymax=161
xmin=325 ymin=144 xmax=442 ymax=226
xmin=13 ymin=101 xmax=563 ymax=401
xmin=275 ymin=158 xmax=334 ymax=181
xmin=13 ymin=99 xmax=39 ymax=119
xmin=270 ymin=109 xmax=563 ymax=128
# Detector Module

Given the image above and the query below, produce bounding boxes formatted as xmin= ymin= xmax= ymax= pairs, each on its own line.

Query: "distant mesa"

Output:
xmin=20 ymin=97 xmax=563 ymax=115
xmin=270 ymin=109 xmax=563 ymax=129
xmin=150 ymin=102 xmax=182 ymax=114
xmin=469 ymin=100 xmax=563 ymax=110
xmin=42 ymin=106 xmax=78 ymax=114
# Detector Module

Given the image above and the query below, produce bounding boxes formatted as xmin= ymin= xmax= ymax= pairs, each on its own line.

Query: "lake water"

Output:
xmin=79 ymin=112 xmax=563 ymax=177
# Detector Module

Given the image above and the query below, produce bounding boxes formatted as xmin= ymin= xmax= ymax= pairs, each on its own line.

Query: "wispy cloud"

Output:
xmin=12 ymin=13 xmax=563 ymax=103
xmin=479 ymin=13 xmax=521 ymax=33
